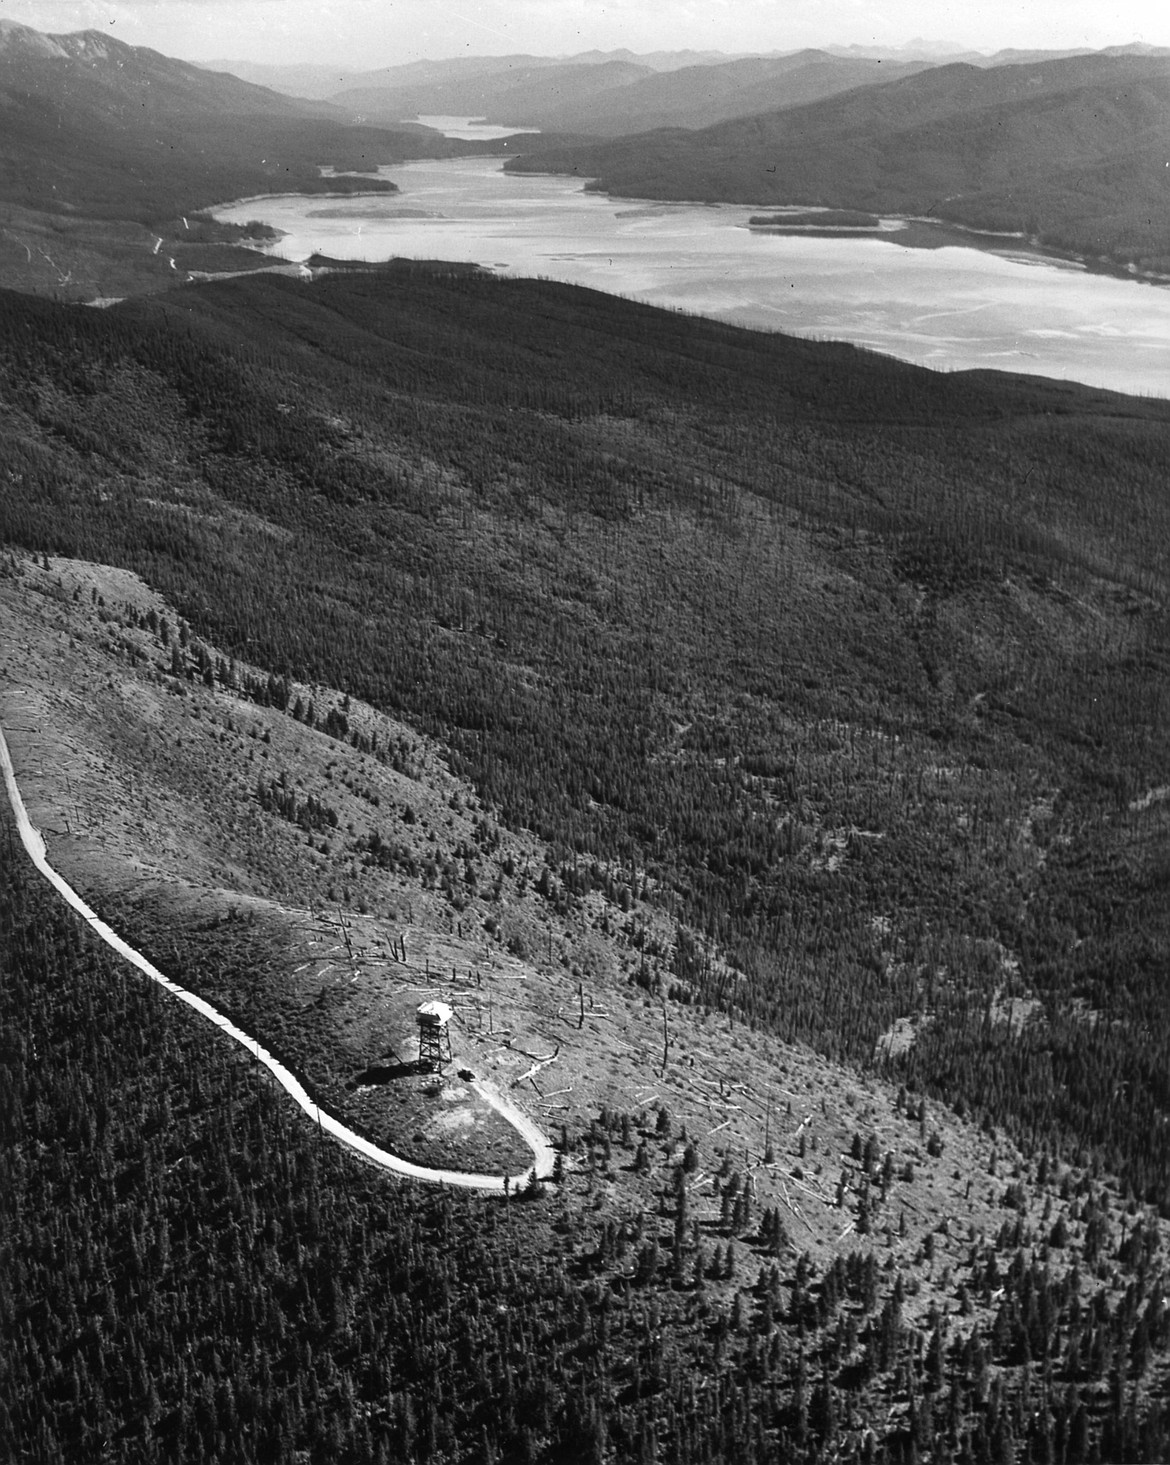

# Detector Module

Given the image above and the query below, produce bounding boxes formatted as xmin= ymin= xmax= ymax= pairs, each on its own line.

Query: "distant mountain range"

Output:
xmin=321 ymin=49 xmax=936 ymax=136
xmin=206 ymin=49 xmax=740 ymax=100
xmin=209 ymin=40 xmax=1170 ymax=105
xmin=332 ymin=58 xmax=653 ymax=129
xmin=506 ymin=50 xmax=1170 ymax=273
xmin=481 ymin=52 xmax=932 ymax=136
xmin=206 ymin=40 xmax=1170 ymax=152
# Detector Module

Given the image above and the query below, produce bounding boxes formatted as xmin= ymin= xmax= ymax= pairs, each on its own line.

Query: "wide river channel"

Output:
xmin=215 ymin=143 xmax=1170 ymax=398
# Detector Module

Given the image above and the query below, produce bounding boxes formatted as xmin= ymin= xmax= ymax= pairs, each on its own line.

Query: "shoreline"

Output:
xmin=504 ymin=160 xmax=1170 ymax=292
xmin=208 ymin=183 xmax=401 ymax=214
xmin=202 ymin=157 xmax=1170 ymax=399
xmin=739 ymin=209 xmax=1170 ymax=290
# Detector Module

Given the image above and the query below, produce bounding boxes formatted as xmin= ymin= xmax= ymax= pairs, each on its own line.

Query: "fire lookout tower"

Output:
xmin=417 ymin=1001 xmax=454 ymax=1074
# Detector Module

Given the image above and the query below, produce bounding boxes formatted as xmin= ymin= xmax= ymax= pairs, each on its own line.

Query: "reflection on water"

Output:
xmin=215 ymin=156 xmax=1170 ymax=398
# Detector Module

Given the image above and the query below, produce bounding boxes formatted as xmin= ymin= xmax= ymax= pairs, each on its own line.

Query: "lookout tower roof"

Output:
xmin=417 ymin=1001 xmax=453 ymax=1026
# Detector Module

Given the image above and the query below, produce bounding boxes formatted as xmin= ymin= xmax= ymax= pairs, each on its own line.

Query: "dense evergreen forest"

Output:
xmin=1 ymin=264 xmax=1169 ymax=1235
xmin=6 ymin=820 xmax=1170 ymax=1463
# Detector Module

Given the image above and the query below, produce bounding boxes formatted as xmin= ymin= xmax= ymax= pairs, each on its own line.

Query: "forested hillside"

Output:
xmin=9 ymin=816 xmax=1170 ymax=1463
xmin=0 ymin=21 xmax=426 ymax=221
xmin=506 ymin=51 xmax=1170 ymax=273
xmin=2 ymin=265 xmax=1169 ymax=1230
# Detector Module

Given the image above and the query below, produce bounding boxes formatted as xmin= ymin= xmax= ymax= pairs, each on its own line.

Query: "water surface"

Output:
xmin=216 ymin=156 xmax=1170 ymax=398
xmin=411 ymin=114 xmax=540 ymax=141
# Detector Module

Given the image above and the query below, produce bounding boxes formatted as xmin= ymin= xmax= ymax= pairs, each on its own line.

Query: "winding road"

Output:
xmin=0 ymin=723 xmax=555 ymax=1193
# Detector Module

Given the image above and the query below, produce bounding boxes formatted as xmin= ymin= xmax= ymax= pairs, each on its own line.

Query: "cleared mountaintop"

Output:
xmin=2 ymin=546 xmax=1028 ymax=1227
xmin=507 ymin=51 xmax=1170 ymax=271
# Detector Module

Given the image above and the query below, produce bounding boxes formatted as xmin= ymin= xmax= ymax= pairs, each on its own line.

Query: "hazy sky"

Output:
xmin=2 ymin=0 xmax=1166 ymax=68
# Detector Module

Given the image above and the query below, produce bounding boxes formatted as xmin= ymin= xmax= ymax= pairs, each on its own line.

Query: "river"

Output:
xmin=215 ymin=151 xmax=1170 ymax=398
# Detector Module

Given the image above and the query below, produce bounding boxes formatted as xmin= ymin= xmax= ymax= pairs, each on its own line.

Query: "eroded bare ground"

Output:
xmin=4 ymin=548 xmax=1158 ymax=1322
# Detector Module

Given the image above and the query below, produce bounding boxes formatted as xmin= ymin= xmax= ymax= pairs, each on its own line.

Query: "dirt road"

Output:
xmin=0 ymin=722 xmax=555 ymax=1192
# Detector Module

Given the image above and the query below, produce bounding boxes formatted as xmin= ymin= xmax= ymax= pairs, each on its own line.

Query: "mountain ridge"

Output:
xmin=332 ymin=57 xmax=653 ymax=127
xmin=506 ymin=51 xmax=1170 ymax=270
xmin=478 ymin=51 xmax=932 ymax=136
xmin=203 ymin=47 xmax=743 ymax=99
